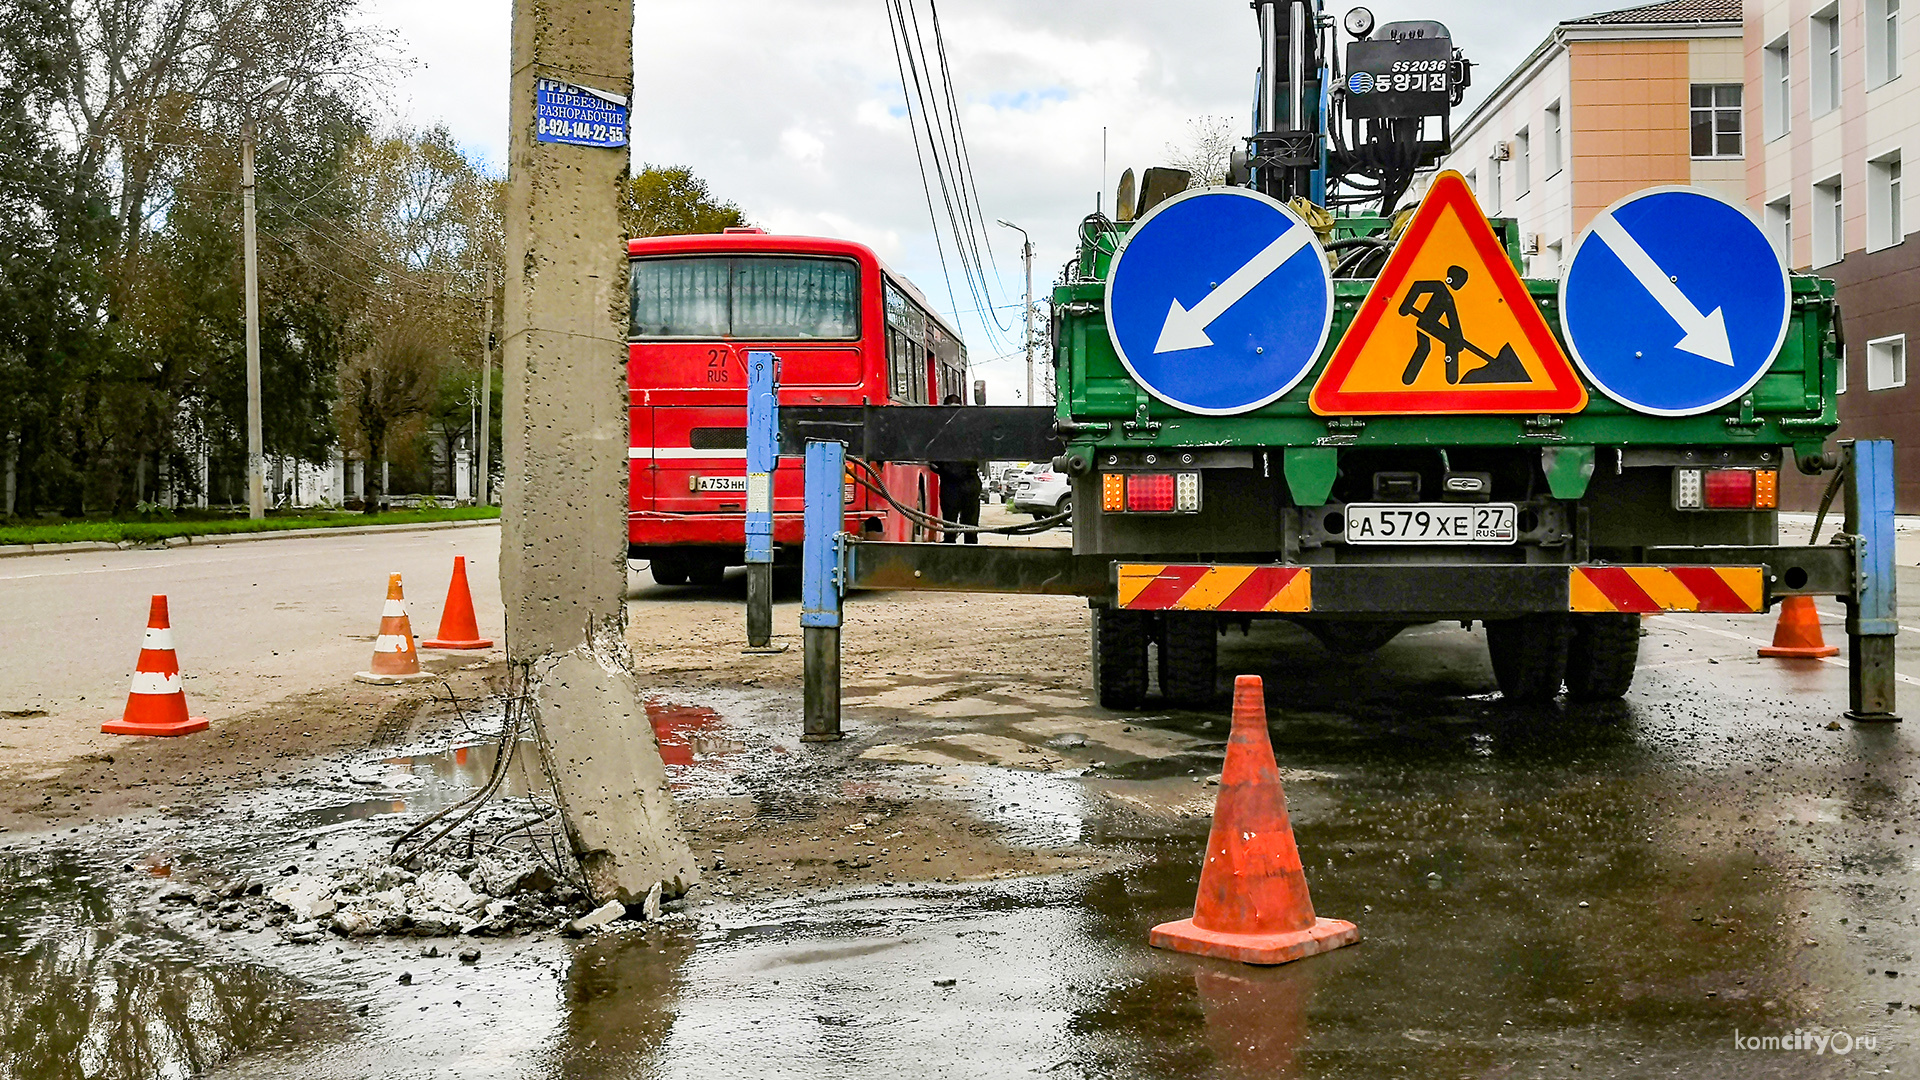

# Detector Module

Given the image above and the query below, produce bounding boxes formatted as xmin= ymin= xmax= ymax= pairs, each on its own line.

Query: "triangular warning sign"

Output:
xmin=1310 ymin=171 xmax=1587 ymax=416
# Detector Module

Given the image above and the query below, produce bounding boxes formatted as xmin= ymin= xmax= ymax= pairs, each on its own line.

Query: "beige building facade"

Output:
xmin=1439 ymin=1 xmax=1745 ymax=279
xmin=1748 ymin=0 xmax=1920 ymax=507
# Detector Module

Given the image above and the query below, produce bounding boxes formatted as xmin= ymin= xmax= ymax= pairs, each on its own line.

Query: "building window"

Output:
xmin=1766 ymin=195 xmax=1792 ymax=266
xmin=1868 ymin=334 xmax=1906 ymax=390
xmin=1812 ymin=7 xmax=1842 ymax=116
xmin=1544 ymin=102 xmax=1563 ymax=177
xmin=1487 ymin=153 xmax=1502 ymax=214
xmin=1870 ymin=151 xmax=1904 ymax=250
xmin=1869 ymin=0 xmax=1902 ymax=88
xmin=1814 ymin=176 xmax=1844 ymax=266
xmin=1514 ymin=128 xmax=1530 ymax=197
xmin=1690 ymin=84 xmax=1743 ymax=158
xmin=1765 ymin=35 xmax=1791 ymax=140
xmin=1838 ymin=344 xmax=1848 ymax=393
xmin=1464 ymin=168 xmax=1477 ymax=197
xmin=1544 ymin=239 xmax=1563 ymax=279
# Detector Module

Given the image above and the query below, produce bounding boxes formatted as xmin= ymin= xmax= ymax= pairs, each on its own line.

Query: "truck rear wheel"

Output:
xmin=1159 ymin=612 xmax=1219 ymax=707
xmin=1566 ymin=614 xmax=1641 ymax=701
xmin=687 ymin=559 xmax=726 ymax=587
xmin=649 ymin=555 xmax=689 ymax=586
xmin=1485 ymin=614 xmax=1570 ymax=704
xmin=1092 ymin=606 xmax=1149 ymax=710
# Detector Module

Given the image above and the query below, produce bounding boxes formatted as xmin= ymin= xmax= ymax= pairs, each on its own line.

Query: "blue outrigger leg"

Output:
xmin=801 ymin=439 xmax=847 ymax=740
xmin=1845 ymin=439 xmax=1900 ymax=722
xmin=744 ymin=350 xmax=778 ymax=648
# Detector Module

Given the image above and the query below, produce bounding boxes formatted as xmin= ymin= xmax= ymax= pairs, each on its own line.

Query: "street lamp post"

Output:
xmin=997 ymin=220 xmax=1035 ymax=404
xmin=242 ymin=76 xmax=293 ymax=520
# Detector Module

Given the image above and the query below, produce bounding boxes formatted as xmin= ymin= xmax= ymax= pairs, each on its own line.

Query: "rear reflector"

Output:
xmin=1101 ymin=474 xmax=1125 ymax=512
xmin=1754 ymin=469 xmax=1778 ymax=509
xmin=1127 ymin=473 xmax=1176 ymax=512
xmin=1703 ymin=468 xmax=1756 ymax=509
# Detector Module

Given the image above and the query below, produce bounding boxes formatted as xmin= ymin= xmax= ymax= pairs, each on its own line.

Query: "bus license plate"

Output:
xmin=694 ymin=476 xmax=747 ymax=493
xmin=1344 ymin=503 xmax=1518 ymax=545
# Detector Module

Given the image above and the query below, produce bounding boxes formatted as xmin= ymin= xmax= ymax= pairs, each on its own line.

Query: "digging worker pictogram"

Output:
xmin=1397 ymin=264 xmax=1529 ymax=386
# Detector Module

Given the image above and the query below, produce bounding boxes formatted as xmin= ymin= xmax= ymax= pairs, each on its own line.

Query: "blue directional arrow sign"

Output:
xmin=1106 ymin=187 xmax=1334 ymax=415
xmin=1560 ymin=186 xmax=1791 ymax=417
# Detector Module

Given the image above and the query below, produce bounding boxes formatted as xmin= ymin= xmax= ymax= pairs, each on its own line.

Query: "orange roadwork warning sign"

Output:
xmin=1310 ymin=171 xmax=1588 ymax=415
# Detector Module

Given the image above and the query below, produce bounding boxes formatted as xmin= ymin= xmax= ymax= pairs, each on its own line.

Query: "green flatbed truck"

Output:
xmin=778 ymin=1 xmax=1897 ymax=733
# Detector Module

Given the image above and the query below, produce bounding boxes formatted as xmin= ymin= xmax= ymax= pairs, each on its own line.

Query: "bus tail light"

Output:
xmin=1108 ymin=473 xmax=1201 ymax=513
xmin=1674 ymin=468 xmax=1777 ymax=510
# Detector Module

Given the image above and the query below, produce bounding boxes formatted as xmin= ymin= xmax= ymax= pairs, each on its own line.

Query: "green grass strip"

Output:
xmin=0 ymin=506 xmax=500 ymax=547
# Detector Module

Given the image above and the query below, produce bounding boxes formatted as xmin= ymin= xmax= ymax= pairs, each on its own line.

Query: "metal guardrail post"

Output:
xmin=801 ymin=439 xmax=846 ymax=740
xmin=1844 ymin=439 xmax=1901 ymax=722
xmin=745 ymin=350 xmax=778 ymax=648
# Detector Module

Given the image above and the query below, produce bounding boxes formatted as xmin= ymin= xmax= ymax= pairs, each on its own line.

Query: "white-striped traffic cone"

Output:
xmin=354 ymin=573 xmax=433 ymax=684
xmin=102 ymin=595 xmax=208 ymax=737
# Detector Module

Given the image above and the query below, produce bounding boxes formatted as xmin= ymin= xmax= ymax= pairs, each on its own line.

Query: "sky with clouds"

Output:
xmin=366 ymin=0 xmax=1608 ymax=402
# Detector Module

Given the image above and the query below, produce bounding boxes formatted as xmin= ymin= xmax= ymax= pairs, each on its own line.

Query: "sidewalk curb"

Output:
xmin=0 ymin=518 xmax=499 ymax=559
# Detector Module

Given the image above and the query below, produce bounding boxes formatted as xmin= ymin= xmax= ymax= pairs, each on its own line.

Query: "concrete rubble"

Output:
xmin=155 ymin=852 xmax=674 ymax=944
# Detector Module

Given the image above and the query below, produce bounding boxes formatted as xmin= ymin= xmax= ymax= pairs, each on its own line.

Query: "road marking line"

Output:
xmin=1664 ymin=617 xmax=1920 ymax=686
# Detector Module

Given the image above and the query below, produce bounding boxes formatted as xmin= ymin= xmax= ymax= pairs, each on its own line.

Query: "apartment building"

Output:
xmin=1749 ymin=0 xmax=1920 ymax=507
xmin=1438 ymin=1 xmax=1746 ymax=279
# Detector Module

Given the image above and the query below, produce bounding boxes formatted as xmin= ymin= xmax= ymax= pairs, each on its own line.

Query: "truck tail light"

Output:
xmin=1175 ymin=472 xmax=1201 ymax=512
xmin=1109 ymin=472 xmax=1201 ymax=513
xmin=1127 ymin=473 xmax=1176 ymax=512
xmin=1676 ymin=468 xmax=1778 ymax=510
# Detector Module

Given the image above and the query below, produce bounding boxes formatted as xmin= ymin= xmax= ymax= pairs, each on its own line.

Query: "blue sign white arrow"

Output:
xmin=1106 ymin=187 xmax=1333 ymax=415
xmin=1559 ymin=186 xmax=1790 ymax=417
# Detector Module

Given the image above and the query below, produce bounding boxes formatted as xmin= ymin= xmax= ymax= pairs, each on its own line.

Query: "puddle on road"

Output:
xmin=0 ymin=851 xmax=338 ymax=1080
xmin=646 ymin=700 xmax=745 ymax=766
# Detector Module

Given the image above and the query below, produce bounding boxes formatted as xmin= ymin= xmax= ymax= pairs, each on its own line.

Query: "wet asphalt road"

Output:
xmin=5 ymin=592 xmax=1920 ymax=1078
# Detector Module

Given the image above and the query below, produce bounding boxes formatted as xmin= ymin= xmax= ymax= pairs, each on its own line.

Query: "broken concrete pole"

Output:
xmin=500 ymin=0 xmax=696 ymax=905
xmin=564 ymin=898 xmax=628 ymax=937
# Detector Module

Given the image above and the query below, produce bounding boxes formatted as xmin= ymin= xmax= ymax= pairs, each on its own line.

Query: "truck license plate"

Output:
xmin=1344 ymin=503 xmax=1518 ymax=545
xmin=694 ymin=476 xmax=747 ymax=493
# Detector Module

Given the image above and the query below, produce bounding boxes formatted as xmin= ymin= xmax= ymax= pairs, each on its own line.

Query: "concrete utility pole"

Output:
xmin=998 ymin=220 xmax=1035 ymax=403
xmin=241 ymin=124 xmax=265 ymax=519
xmin=501 ymin=0 xmax=696 ymax=904
xmin=241 ymin=77 xmax=292 ymax=521
xmin=477 ymin=268 xmax=494 ymax=506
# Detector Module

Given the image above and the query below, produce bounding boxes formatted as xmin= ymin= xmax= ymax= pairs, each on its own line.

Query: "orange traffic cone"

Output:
xmin=354 ymin=573 xmax=432 ymax=684
xmin=103 ymin=595 xmax=208 ymax=737
xmin=423 ymin=556 xmax=493 ymax=650
xmin=1758 ymin=595 xmax=1840 ymax=659
xmin=1150 ymin=675 xmax=1359 ymax=965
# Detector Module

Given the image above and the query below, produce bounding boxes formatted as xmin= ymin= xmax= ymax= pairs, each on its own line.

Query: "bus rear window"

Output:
xmin=630 ymin=255 xmax=859 ymax=340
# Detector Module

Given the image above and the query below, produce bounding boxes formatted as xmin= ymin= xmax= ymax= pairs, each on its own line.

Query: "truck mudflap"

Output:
xmin=1114 ymin=563 xmax=1766 ymax=616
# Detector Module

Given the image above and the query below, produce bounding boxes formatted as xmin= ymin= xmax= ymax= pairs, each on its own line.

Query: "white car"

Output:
xmin=1010 ymin=464 xmax=1070 ymax=518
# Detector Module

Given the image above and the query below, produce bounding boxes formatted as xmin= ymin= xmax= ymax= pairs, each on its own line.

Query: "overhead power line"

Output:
xmin=882 ymin=0 xmax=1016 ymax=352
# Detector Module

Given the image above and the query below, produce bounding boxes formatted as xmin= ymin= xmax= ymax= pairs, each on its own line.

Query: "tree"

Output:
xmin=623 ymin=165 xmax=747 ymax=237
xmin=338 ymin=320 xmax=442 ymax=510
xmin=1166 ymin=115 xmax=1239 ymax=189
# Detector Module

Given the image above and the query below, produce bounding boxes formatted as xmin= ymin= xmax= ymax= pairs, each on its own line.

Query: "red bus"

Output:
xmin=627 ymin=228 xmax=970 ymax=585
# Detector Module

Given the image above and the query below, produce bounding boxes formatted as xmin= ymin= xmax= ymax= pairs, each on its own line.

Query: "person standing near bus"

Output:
xmin=933 ymin=394 xmax=982 ymax=544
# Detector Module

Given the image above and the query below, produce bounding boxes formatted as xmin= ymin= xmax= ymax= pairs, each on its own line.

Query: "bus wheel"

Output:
xmin=1158 ymin=612 xmax=1218 ymax=707
xmin=1092 ymin=605 xmax=1148 ymax=710
xmin=1566 ymin=614 xmax=1641 ymax=701
xmin=1484 ymin=614 xmax=1569 ymax=704
xmin=650 ymin=555 xmax=690 ymax=586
